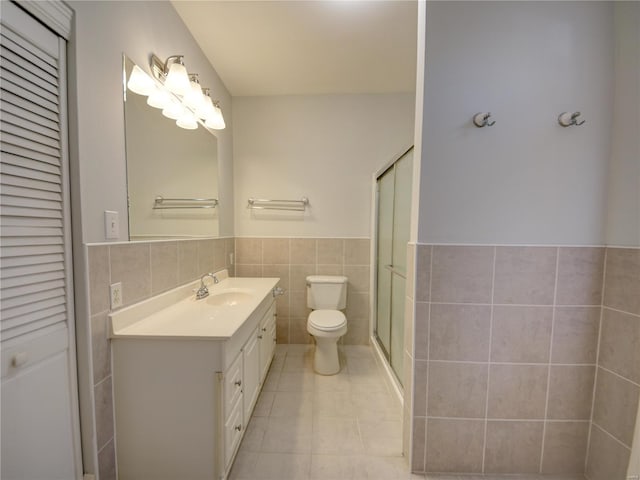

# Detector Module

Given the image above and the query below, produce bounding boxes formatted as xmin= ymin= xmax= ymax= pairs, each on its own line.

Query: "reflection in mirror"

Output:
xmin=123 ymin=55 xmax=219 ymax=240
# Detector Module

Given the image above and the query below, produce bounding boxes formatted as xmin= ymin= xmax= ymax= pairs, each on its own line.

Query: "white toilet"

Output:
xmin=306 ymin=275 xmax=348 ymax=375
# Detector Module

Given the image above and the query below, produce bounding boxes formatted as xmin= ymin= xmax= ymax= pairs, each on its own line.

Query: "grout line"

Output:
xmin=540 ymin=246 xmax=560 ymax=473
xmin=425 ymin=416 xmax=589 ymax=422
xmin=597 ymin=364 xmax=640 ymax=388
xmin=601 ymin=305 xmax=640 ymax=319
xmin=482 ymin=245 xmax=497 ymax=473
xmin=423 ymin=245 xmax=434 ymax=471
xmin=585 ymin=247 xmax=608 ymax=472
xmin=426 ymin=359 xmax=597 ymax=367
xmin=592 ymin=421 xmax=633 ymax=450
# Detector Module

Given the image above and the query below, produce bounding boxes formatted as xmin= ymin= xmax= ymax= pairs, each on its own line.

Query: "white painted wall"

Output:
xmin=233 ymin=94 xmax=415 ymax=237
xmin=606 ymin=2 xmax=640 ymax=248
xmin=416 ymin=1 xmax=614 ymax=245
xmin=68 ymin=0 xmax=234 ymax=243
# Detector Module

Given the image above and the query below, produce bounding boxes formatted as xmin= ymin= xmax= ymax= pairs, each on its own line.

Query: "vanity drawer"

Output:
xmin=223 ymin=395 xmax=243 ymax=469
xmin=224 ymin=352 xmax=243 ymax=416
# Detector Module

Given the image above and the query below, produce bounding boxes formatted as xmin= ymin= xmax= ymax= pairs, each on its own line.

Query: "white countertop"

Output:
xmin=109 ymin=273 xmax=280 ymax=340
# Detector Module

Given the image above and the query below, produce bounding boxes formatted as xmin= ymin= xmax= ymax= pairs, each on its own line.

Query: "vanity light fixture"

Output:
xmin=125 ymin=53 xmax=226 ymax=131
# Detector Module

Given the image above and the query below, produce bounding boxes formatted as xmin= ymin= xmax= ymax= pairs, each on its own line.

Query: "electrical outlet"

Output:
xmin=110 ymin=282 xmax=123 ymax=309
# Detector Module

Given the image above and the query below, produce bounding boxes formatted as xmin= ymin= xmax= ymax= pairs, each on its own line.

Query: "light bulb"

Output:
xmin=176 ymin=110 xmax=198 ymax=130
xmin=162 ymin=99 xmax=184 ymax=120
xmin=146 ymin=86 xmax=171 ymax=109
xmin=164 ymin=56 xmax=191 ymax=95
xmin=127 ymin=65 xmax=155 ymax=96
xmin=205 ymin=104 xmax=225 ymax=130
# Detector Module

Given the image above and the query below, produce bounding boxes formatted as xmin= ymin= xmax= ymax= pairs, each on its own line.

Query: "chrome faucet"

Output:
xmin=196 ymin=272 xmax=219 ymax=300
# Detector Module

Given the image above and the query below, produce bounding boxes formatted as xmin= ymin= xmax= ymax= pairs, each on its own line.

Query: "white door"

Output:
xmin=1 ymin=2 xmax=80 ymax=479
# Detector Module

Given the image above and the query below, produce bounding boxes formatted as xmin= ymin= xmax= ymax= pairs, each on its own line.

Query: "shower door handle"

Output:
xmin=384 ymin=264 xmax=406 ymax=279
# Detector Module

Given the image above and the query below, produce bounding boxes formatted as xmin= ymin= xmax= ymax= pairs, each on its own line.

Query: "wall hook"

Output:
xmin=473 ymin=112 xmax=496 ymax=128
xmin=558 ymin=111 xmax=585 ymax=127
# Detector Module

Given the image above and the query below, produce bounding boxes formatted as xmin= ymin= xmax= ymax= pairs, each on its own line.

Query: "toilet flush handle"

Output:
xmin=272 ymin=287 xmax=285 ymax=297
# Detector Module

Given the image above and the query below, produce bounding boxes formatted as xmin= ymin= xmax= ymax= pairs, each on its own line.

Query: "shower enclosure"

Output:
xmin=374 ymin=147 xmax=413 ymax=384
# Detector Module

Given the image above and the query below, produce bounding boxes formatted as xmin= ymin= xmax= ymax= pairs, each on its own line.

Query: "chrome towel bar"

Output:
xmin=247 ymin=197 xmax=309 ymax=211
xmin=153 ymin=196 xmax=218 ymax=209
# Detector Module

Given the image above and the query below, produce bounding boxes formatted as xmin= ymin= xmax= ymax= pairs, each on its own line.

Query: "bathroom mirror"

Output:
xmin=122 ymin=55 xmax=219 ymax=240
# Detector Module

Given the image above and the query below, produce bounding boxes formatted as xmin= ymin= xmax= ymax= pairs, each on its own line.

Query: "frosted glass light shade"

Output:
xmin=127 ymin=65 xmax=155 ymax=96
xmin=146 ymin=87 xmax=171 ymax=109
xmin=184 ymin=79 xmax=205 ymax=110
xmin=205 ymin=105 xmax=225 ymax=130
xmin=196 ymin=94 xmax=214 ymax=120
xmin=162 ymin=99 xmax=184 ymax=120
xmin=176 ymin=110 xmax=198 ymax=130
xmin=164 ymin=60 xmax=190 ymax=95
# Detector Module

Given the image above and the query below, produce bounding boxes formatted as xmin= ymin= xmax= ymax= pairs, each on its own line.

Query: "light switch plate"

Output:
xmin=110 ymin=282 xmax=123 ymax=309
xmin=105 ymin=210 xmax=119 ymax=239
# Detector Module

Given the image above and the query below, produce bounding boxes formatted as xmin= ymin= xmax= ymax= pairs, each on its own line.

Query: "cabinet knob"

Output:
xmin=234 ymin=380 xmax=242 ymax=387
xmin=235 ymin=424 xmax=242 ymax=432
xmin=257 ymin=334 xmax=263 ymax=339
xmin=261 ymin=327 xmax=267 ymax=332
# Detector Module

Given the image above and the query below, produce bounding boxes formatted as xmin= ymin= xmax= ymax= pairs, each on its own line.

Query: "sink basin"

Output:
xmin=206 ymin=289 xmax=254 ymax=307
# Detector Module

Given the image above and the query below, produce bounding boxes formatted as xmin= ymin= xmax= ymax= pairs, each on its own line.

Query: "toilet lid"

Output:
xmin=309 ymin=310 xmax=346 ymax=331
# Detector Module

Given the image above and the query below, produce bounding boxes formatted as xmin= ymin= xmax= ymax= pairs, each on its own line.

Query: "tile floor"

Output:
xmin=229 ymin=344 xmax=587 ymax=480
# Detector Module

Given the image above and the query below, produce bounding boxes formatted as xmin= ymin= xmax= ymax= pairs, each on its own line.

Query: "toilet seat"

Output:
xmin=308 ymin=310 xmax=346 ymax=332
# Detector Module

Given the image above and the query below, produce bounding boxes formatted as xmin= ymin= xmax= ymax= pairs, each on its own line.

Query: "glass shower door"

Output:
xmin=375 ymin=148 xmax=413 ymax=383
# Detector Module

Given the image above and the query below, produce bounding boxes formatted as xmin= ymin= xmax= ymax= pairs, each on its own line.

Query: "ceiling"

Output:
xmin=171 ymin=0 xmax=418 ymax=97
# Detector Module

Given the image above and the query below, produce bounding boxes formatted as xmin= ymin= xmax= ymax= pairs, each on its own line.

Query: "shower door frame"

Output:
xmin=369 ymin=145 xmax=414 ymax=401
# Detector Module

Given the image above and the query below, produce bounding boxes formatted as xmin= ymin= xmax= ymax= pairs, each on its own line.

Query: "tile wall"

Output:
xmin=234 ymin=238 xmax=371 ymax=345
xmin=86 ymin=237 xmax=235 ymax=480
xmin=411 ymin=245 xmax=608 ymax=475
xmin=586 ymin=247 xmax=640 ymax=480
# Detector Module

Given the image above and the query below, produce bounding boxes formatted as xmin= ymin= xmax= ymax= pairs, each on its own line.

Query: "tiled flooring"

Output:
xmin=229 ymin=344 xmax=417 ymax=480
xmin=229 ymin=344 xmax=587 ymax=480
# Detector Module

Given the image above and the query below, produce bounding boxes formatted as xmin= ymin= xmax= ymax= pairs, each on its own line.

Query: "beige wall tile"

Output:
xmin=88 ymin=245 xmax=110 ymax=314
xmin=551 ymin=306 xmax=600 ymax=364
xmin=150 ymin=241 xmax=178 ymax=295
xmin=344 ymin=265 xmax=370 ymax=294
xmin=263 ymin=238 xmax=290 ymax=264
xmin=212 ymin=238 xmax=226 ymax=272
xmin=491 ymin=306 xmax=552 ymax=363
xmin=547 ymin=366 xmax=595 ymax=420
xmin=276 ymin=317 xmax=290 ymax=344
xmin=427 ymin=362 xmax=487 ymax=418
xmin=346 ymin=292 xmax=369 ymax=319
xmin=556 ymin=247 xmax=605 ymax=305
xmin=178 ymin=241 xmax=198 ymax=284
xmin=429 ymin=304 xmax=491 ymax=361
xmin=604 ymin=247 xmax=640 ymax=315
xmin=425 ymin=418 xmax=484 ymax=473
xmin=290 ymin=265 xmax=316 ymax=292
xmin=276 ymin=292 xmax=290 ymax=318
xmin=415 ymin=244 xmax=431 ymax=302
xmin=235 ymin=264 xmax=262 ymax=277
xmin=411 ymin=417 xmax=426 ymax=472
xmin=94 ymin=376 xmax=114 ymax=450
xmin=290 ymin=317 xmax=312 ymax=344
xmin=91 ymin=312 xmax=110 ymax=385
xmin=344 ymin=238 xmax=370 ymax=265
xmin=431 ymin=246 xmax=493 ymax=303
xmin=224 ymin=237 xmax=235 ymax=265
xmin=488 ymin=365 xmax=548 ymax=419
xmin=290 ymin=238 xmax=316 ymax=265
xmin=263 ymin=264 xmax=290 ymax=291
xmin=592 ymin=367 xmax=640 ymax=446
xmin=414 ymin=301 xmax=429 ymax=360
xmin=290 ymin=291 xmax=310 ymax=318
xmin=493 ymin=246 xmax=557 ymax=305
xmin=236 ymin=237 xmax=262 ymax=264
xmin=110 ymin=243 xmax=150 ymax=306
xmin=343 ymin=316 xmax=369 ymax=345
xmin=413 ymin=360 xmax=428 ymax=417
xmin=586 ymin=424 xmax=631 ymax=480
xmin=316 ymin=264 xmax=343 ymax=276
xmin=197 ymin=239 xmax=215 ymax=274
xmin=541 ymin=421 xmax=589 ymax=474
xmin=484 ymin=421 xmax=544 ymax=473
xmin=317 ymin=239 xmax=344 ymax=264
xmin=599 ymin=307 xmax=640 ymax=383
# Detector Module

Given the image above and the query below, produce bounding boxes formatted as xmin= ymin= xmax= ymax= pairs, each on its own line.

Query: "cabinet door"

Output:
xmin=224 ymin=394 xmax=243 ymax=469
xmin=243 ymin=328 xmax=260 ymax=421
xmin=259 ymin=303 xmax=277 ymax=382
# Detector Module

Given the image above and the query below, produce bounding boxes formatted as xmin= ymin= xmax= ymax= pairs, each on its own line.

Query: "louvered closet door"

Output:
xmin=0 ymin=2 xmax=79 ymax=479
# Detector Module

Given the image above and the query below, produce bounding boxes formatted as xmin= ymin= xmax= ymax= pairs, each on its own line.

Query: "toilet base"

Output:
xmin=312 ymin=336 xmax=341 ymax=375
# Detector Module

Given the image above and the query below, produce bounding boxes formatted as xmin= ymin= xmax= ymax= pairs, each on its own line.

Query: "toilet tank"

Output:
xmin=306 ymin=275 xmax=348 ymax=310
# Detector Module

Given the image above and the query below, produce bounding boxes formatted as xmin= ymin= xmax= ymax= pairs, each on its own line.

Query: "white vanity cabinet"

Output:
xmin=110 ymin=275 xmax=279 ymax=480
